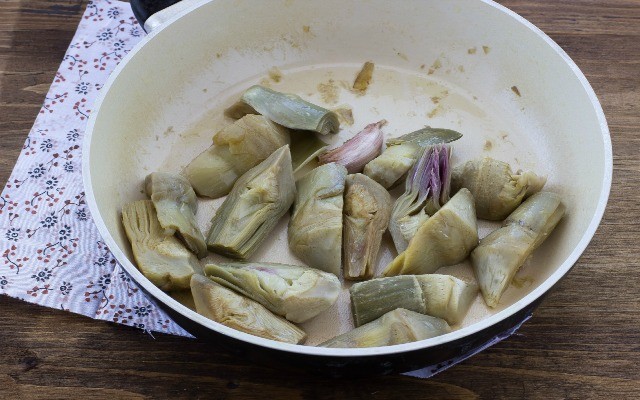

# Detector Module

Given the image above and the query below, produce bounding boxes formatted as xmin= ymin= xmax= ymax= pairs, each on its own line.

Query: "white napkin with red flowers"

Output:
xmin=0 ymin=0 xmax=188 ymax=336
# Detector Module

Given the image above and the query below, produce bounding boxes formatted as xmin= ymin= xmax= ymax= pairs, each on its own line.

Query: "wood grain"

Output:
xmin=0 ymin=0 xmax=638 ymax=398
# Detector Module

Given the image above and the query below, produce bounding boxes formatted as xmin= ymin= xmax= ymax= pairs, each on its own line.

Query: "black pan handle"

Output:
xmin=130 ymin=0 xmax=183 ymax=32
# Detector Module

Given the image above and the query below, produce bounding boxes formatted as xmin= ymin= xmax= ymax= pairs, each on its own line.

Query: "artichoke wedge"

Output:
xmin=364 ymin=127 xmax=462 ymax=189
xmin=343 ymin=174 xmax=392 ymax=281
xmin=225 ymin=85 xmax=340 ymax=135
xmin=321 ymin=308 xmax=451 ymax=348
xmin=145 ymin=172 xmax=206 ymax=258
xmin=121 ymin=200 xmax=198 ymax=291
xmin=207 ymin=145 xmax=296 ymax=259
xmin=363 ymin=143 xmax=421 ymax=189
xmin=415 ymin=274 xmax=478 ymax=325
xmin=472 ymin=192 xmax=565 ymax=307
xmin=190 ymin=275 xmax=306 ymax=344
xmin=183 ymin=114 xmax=290 ymax=199
xmin=389 ymin=144 xmax=452 ymax=253
xmin=204 ymin=262 xmax=340 ymax=323
xmin=350 ymin=276 xmax=426 ymax=327
xmin=288 ymin=163 xmax=347 ymax=276
xmin=451 ymin=157 xmax=546 ymax=220
xmin=383 ymin=188 xmax=478 ymax=276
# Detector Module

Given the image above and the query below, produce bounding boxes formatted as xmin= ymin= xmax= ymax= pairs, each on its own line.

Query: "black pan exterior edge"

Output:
xmin=130 ymin=0 xmax=182 ymax=31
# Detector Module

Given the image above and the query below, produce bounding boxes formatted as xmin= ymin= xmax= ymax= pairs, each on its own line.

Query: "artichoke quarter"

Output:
xmin=145 ymin=172 xmax=207 ymax=258
xmin=472 ymin=192 xmax=565 ymax=307
xmin=415 ymin=274 xmax=478 ymax=325
xmin=451 ymin=157 xmax=546 ymax=220
xmin=350 ymin=276 xmax=426 ymax=327
xmin=363 ymin=126 xmax=462 ymax=189
xmin=389 ymin=144 xmax=453 ymax=253
xmin=288 ymin=163 xmax=347 ymax=276
xmin=183 ymin=114 xmax=290 ymax=199
xmin=121 ymin=200 xmax=198 ymax=291
xmin=320 ymin=308 xmax=451 ymax=348
xmin=206 ymin=145 xmax=296 ymax=259
xmin=204 ymin=262 xmax=340 ymax=323
xmin=190 ymin=275 xmax=306 ymax=344
xmin=383 ymin=188 xmax=479 ymax=277
xmin=343 ymin=174 xmax=391 ymax=281
xmin=225 ymin=85 xmax=340 ymax=135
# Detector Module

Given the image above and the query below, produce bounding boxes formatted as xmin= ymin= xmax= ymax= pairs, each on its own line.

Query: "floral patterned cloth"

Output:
xmin=0 ymin=0 xmax=188 ymax=337
xmin=0 ymin=0 xmax=530 ymax=378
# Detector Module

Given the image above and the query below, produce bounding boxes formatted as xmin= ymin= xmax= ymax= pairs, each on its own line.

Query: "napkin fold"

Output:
xmin=0 ymin=0 xmax=529 ymax=378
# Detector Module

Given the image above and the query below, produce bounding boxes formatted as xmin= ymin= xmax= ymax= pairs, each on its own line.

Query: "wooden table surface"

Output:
xmin=1 ymin=0 xmax=638 ymax=398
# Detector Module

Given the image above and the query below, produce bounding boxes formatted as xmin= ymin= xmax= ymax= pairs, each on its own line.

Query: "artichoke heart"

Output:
xmin=415 ymin=274 xmax=478 ymax=325
xmin=145 ymin=172 xmax=207 ymax=258
xmin=121 ymin=200 xmax=198 ymax=291
xmin=451 ymin=157 xmax=546 ymax=220
xmin=321 ymin=308 xmax=451 ymax=348
xmin=183 ymin=114 xmax=290 ymax=199
xmin=343 ymin=174 xmax=392 ymax=281
xmin=190 ymin=275 xmax=306 ymax=344
xmin=383 ymin=188 xmax=478 ymax=276
xmin=204 ymin=262 xmax=340 ymax=323
xmin=207 ymin=145 xmax=296 ymax=259
xmin=224 ymin=85 xmax=339 ymax=135
xmin=364 ymin=127 xmax=462 ymax=189
xmin=288 ymin=163 xmax=347 ymax=276
xmin=318 ymin=120 xmax=385 ymax=174
xmin=363 ymin=143 xmax=421 ymax=189
xmin=350 ymin=276 xmax=426 ymax=327
xmin=472 ymin=192 xmax=565 ymax=307
xmin=389 ymin=144 xmax=453 ymax=253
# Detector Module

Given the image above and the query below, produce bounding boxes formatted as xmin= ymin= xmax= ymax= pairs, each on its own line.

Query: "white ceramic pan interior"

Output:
xmin=83 ymin=0 xmax=611 ymax=355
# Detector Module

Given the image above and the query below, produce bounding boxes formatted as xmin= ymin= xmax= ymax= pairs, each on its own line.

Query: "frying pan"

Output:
xmin=82 ymin=0 xmax=612 ymax=376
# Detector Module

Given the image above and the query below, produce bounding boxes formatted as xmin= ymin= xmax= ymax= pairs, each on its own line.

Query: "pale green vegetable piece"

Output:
xmin=121 ymin=200 xmax=198 ymax=291
xmin=190 ymin=275 xmax=306 ymax=344
xmin=386 ymin=127 xmax=463 ymax=147
xmin=321 ymin=308 xmax=451 ymax=348
xmin=225 ymin=85 xmax=340 ymax=135
xmin=350 ymin=276 xmax=426 ymax=327
xmin=415 ymin=274 xmax=478 ymax=325
xmin=364 ymin=127 xmax=462 ymax=189
xmin=207 ymin=145 xmax=296 ymax=259
xmin=389 ymin=145 xmax=452 ymax=253
xmin=288 ymin=163 xmax=347 ymax=276
xmin=183 ymin=114 xmax=290 ymax=199
xmin=472 ymin=192 xmax=565 ymax=307
xmin=451 ymin=157 xmax=546 ymax=220
xmin=204 ymin=262 xmax=340 ymax=323
xmin=343 ymin=174 xmax=392 ymax=281
xmin=383 ymin=188 xmax=478 ymax=276
xmin=504 ymin=191 xmax=566 ymax=250
xmin=363 ymin=143 xmax=421 ymax=189
xmin=145 ymin=172 xmax=207 ymax=258
xmin=289 ymin=130 xmax=328 ymax=173
xmin=395 ymin=209 xmax=429 ymax=247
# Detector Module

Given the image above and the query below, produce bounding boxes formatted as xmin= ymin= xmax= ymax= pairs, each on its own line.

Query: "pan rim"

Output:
xmin=82 ymin=0 xmax=612 ymax=358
